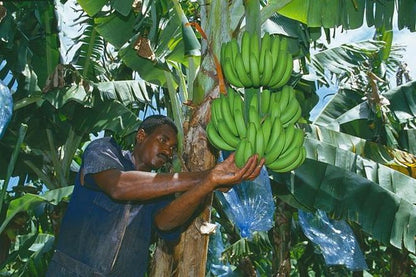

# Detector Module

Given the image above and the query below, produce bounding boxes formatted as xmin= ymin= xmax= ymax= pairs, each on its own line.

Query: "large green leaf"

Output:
xmin=110 ymin=0 xmax=135 ymax=17
xmin=311 ymin=40 xmax=386 ymax=86
xmin=119 ymin=46 xmax=171 ymax=87
xmin=70 ymin=98 xmax=140 ymax=137
xmin=275 ymin=155 xmax=416 ymax=253
xmin=95 ymin=80 xmax=151 ymax=105
xmin=77 ymin=0 xmax=108 ymax=17
xmin=302 ymin=136 xmax=416 ymax=203
xmin=313 ymin=88 xmax=366 ymax=131
xmin=0 ymin=186 xmax=73 ymax=234
xmin=302 ymin=123 xmax=413 ymax=168
xmin=172 ymin=0 xmax=201 ymax=57
xmin=273 ymin=121 xmax=416 ymax=253
xmin=0 ymin=1 xmax=60 ymax=90
xmin=276 ymin=0 xmax=416 ymax=31
xmin=384 ymin=80 xmax=416 ymax=123
xmin=94 ymin=11 xmax=136 ymax=49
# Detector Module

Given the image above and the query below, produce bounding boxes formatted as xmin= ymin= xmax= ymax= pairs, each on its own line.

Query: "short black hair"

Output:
xmin=138 ymin=115 xmax=178 ymax=135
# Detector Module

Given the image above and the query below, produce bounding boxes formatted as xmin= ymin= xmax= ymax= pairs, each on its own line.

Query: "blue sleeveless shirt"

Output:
xmin=47 ymin=137 xmax=180 ymax=276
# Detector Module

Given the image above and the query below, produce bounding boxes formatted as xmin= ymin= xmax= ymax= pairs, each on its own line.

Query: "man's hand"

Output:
xmin=208 ymin=152 xmax=265 ymax=191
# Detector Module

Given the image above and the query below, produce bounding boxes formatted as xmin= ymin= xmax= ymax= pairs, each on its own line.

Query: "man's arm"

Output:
xmin=91 ymin=169 xmax=209 ymax=201
xmin=153 ymin=153 xmax=264 ymax=231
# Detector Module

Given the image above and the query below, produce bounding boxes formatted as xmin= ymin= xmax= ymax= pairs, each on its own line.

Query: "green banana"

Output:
xmin=270 ymin=53 xmax=293 ymax=89
xmin=206 ymin=122 xmax=235 ymax=151
xmin=264 ymin=127 xmax=286 ymax=165
xmin=217 ymin=119 xmax=240 ymax=148
xmin=255 ymin=124 xmax=265 ymax=158
xmin=246 ymin=122 xmax=256 ymax=152
xmin=230 ymin=39 xmax=240 ymax=64
xmin=268 ymin=49 xmax=288 ymax=88
xmin=210 ymin=98 xmax=221 ymax=127
xmin=261 ymin=116 xmax=272 ymax=145
xmin=234 ymin=139 xmax=247 ymax=168
xmin=268 ymin=145 xmax=301 ymax=172
xmin=270 ymin=35 xmax=281 ymax=70
xmin=260 ymin=50 xmax=274 ymax=86
xmin=284 ymin=105 xmax=302 ymax=127
xmin=223 ymin=57 xmax=244 ymax=87
xmin=248 ymin=95 xmax=261 ymax=129
xmin=227 ymin=87 xmax=236 ymax=114
xmin=279 ymin=36 xmax=289 ymax=53
xmin=241 ymin=31 xmax=251 ymax=73
xmin=265 ymin=116 xmax=283 ymax=152
xmin=269 ymin=93 xmax=281 ymax=122
xmin=280 ymin=123 xmax=296 ymax=154
xmin=220 ymin=42 xmax=227 ymax=65
xmin=235 ymin=53 xmax=253 ymax=87
xmin=243 ymin=139 xmax=254 ymax=165
xmin=233 ymin=96 xmax=247 ymax=138
xmin=272 ymin=146 xmax=306 ymax=173
xmin=277 ymin=85 xmax=291 ymax=114
xmin=282 ymin=127 xmax=304 ymax=155
xmin=221 ymin=94 xmax=239 ymax=136
xmin=249 ymin=53 xmax=261 ymax=88
xmin=259 ymin=32 xmax=271 ymax=74
xmin=260 ymin=89 xmax=271 ymax=115
xmin=250 ymin=32 xmax=260 ymax=63
xmin=280 ymin=94 xmax=300 ymax=126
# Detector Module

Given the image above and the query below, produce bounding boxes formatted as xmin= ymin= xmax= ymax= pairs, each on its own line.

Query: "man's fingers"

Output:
xmin=239 ymin=154 xmax=259 ymax=179
xmin=243 ymin=157 xmax=265 ymax=180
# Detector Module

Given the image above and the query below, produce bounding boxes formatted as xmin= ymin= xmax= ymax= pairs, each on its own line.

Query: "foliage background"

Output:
xmin=1 ymin=0 xmax=416 ymax=276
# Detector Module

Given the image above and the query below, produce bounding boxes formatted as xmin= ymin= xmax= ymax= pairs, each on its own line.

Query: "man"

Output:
xmin=47 ymin=114 xmax=264 ymax=276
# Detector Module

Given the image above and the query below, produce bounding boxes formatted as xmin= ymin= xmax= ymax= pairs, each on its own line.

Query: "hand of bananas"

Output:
xmin=207 ymin=86 xmax=306 ymax=173
xmin=220 ymin=31 xmax=293 ymax=90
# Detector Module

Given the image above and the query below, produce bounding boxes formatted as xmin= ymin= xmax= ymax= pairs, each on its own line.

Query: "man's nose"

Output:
xmin=162 ymin=145 xmax=173 ymax=157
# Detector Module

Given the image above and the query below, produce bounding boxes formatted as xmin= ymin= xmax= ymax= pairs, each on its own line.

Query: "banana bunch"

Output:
xmin=206 ymin=86 xmax=306 ymax=173
xmin=220 ymin=31 xmax=293 ymax=90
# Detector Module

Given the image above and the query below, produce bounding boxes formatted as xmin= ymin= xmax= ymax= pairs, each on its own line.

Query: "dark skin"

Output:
xmin=89 ymin=124 xmax=265 ymax=232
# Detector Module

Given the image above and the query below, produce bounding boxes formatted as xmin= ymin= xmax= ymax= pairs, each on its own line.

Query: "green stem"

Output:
xmin=46 ymin=129 xmax=67 ymax=188
xmin=13 ymin=95 xmax=43 ymax=111
xmin=23 ymin=160 xmax=55 ymax=190
xmin=164 ymin=71 xmax=185 ymax=156
xmin=0 ymin=124 xmax=28 ymax=215
xmin=244 ymin=0 xmax=261 ymax=36
xmin=260 ymin=0 xmax=293 ymax=24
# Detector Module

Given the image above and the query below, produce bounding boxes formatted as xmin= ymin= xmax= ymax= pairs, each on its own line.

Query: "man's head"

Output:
xmin=134 ymin=115 xmax=178 ymax=171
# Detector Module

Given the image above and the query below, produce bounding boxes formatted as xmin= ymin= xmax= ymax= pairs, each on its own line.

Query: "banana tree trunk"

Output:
xmin=272 ymin=200 xmax=294 ymax=276
xmin=150 ymin=1 xmax=231 ymax=276
xmin=149 ymin=104 xmax=216 ymax=276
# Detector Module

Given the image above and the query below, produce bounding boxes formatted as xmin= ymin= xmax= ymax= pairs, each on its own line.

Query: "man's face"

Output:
xmin=138 ymin=124 xmax=178 ymax=170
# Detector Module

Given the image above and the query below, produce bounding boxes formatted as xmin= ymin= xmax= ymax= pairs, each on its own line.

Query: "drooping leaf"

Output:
xmin=274 ymin=156 xmax=416 ymax=253
xmin=275 ymin=0 xmax=416 ymax=31
xmin=94 ymin=11 xmax=136 ymax=49
xmin=77 ymin=0 xmax=108 ymax=17
xmin=0 ymin=186 xmax=73 ymax=234
xmin=384 ymin=80 xmax=416 ymax=123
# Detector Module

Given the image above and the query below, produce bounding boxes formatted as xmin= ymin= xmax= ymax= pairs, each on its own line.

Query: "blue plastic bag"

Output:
xmin=298 ymin=209 xmax=368 ymax=271
xmin=0 ymin=81 xmax=13 ymax=139
xmin=215 ymin=165 xmax=275 ymax=239
xmin=207 ymin=223 xmax=235 ymax=277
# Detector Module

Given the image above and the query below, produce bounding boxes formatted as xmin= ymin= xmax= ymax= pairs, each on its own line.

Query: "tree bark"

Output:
xmin=272 ymin=200 xmax=293 ymax=277
xmin=149 ymin=1 xmax=233 ymax=275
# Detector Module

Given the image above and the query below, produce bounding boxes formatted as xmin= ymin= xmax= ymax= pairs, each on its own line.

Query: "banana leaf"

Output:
xmin=77 ymin=0 xmax=107 ymax=17
xmin=276 ymin=0 xmax=415 ymax=31
xmin=273 ymin=131 xmax=416 ymax=253
xmin=384 ymin=80 xmax=416 ymax=123
xmin=0 ymin=186 xmax=73 ymax=234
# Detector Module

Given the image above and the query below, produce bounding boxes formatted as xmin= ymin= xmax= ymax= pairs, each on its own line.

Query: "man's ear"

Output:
xmin=136 ymin=129 xmax=147 ymax=144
